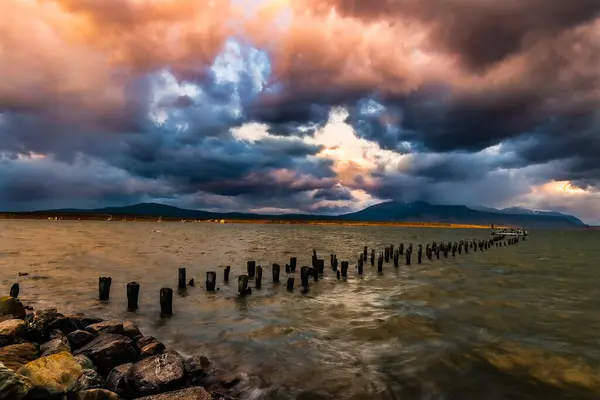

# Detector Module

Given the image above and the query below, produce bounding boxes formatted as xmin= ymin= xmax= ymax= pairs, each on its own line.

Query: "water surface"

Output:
xmin=1 ymin=220 xmax=599 ymax=399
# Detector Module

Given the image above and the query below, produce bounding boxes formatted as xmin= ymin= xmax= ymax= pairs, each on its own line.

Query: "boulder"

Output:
xmin=69 ymin=330 xmax=97 ymax=350
xmin=65 ymin=313 xmax=104 ymax=328
xmin=40 ymin=336 xmax=71 ymax=357
xmin=17 ymin=351 xmax=83 ymax=396
xmin=74 ymin=369 xmax=106 ymax=392
xmin=74 ymin=334 xmax=138 ymax=376
xmin=122 ymin=320 xmax=142 ymax=339
xmin=49 ymin=328 xmax=68 ymax=341
xmin=85 ymin=321 xmax=124 ymax=335
xmin=0 ymin=319 xmax=26 ymax=345
xmin=128 ymin=351 xmax=186 ymax=397
xmin=21 ymin=308 xmax=61 ymax=343
xmin=76 ymin=389 xmax=120 ymax=400
xmin=74 ymin=354 xmax=96 ymax=370
xmin=140 ymin=341 xmax=166 ymax=359
xmin=47 ymin=314 xmax=80 ymax=334
xmin=0 ymin=296 xmax=26 ymax=319
xmin=0 ymin=343 xmax=38 ymax=371
xmin=134 ymin=386 xmax=212 ymax=400
xmin=0 ymin=361 xmax=32 ymax=400
xmin=135 ymin=336 xmax=157 ymax=350
xmin=105 ymin=362 xmax=133 ymax=398
xmin=184 ymin=355 xmax=209 ymax=385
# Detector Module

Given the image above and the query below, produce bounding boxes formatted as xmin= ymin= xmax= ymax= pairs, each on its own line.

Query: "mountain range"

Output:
xmin=6 ymin=201 xmax=587 ymax=229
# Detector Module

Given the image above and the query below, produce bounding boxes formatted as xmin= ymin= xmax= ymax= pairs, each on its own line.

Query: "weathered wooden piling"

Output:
xmin=290 ymin=257 xmax=297 ymax=272
xmin=363 ymin=246 xmax=368 ymax=262
xmin=452 ymin=243 xmax=457 ymax=256
xmin=399 ymin=243 xmax=404 ymax=255
xmin=238 ymin=275 xmax=249 ymax=295
xmin=393 ymin=250 xmax=399 ymax=267
xmin=417 ymin=245 xmax=422 ymax=264
xmin=390 ymin=244 xmax=394 ymax=255
xmin=358 ymin=258 xmax=364 ymax=274
xmin=317 ymin=259 xmax=325 ymax=274
xmin=188 ymin=279 xmax=195 ymax=287
xmin=300 ymin=266 xmax=310 ymax=288
xmin=206 ymin=272 xmax=217 ymax=291
xmin=443 ymin=244 xmax=449 ymax=258
xmin=99 ymin=277 xmax=112 ymax=301
xmin=286 ymin=277 xmax=295 ymax=291
xmin=247 ymin=261 xmax=256 ymax=278
xmin=384 ymin=247 xmax=390 ymax=263
xmin=255 ymin=266 xmax=263 ymax=289
xmin=178 ymin=268 xmax=187 ymax=290
xmin=377 ymin=253 xmax=384 ymax=272
xmin=160 ymin=287 xmax=173 ymax=316
xmin=272 ymin=263 xmax=280 ymax=283
xmin=126 ymin=282 xmax=140 ymax=311
xmin=341 ymin=261 xmax=349 ymax=278
xmin=224 ymin=266 xmax=231 ymax=282
xmin=370 ymin=249 xmax=375 ymax=266
xmin=405 ymin=250 xmax=411 ymax=265
xmin=9 ymin=283 xmax=19 ymax=298
xmin=311 ymin=267 xmax=319 ymax=282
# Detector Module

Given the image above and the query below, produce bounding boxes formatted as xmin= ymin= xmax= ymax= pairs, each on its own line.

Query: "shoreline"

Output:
xmin=0 ymin=296 xmax=239 ymax=400
xmin=0 ymin=214 xmax=500 ymax=229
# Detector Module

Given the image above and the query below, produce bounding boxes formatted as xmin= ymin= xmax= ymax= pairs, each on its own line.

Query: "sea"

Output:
xmin=1 ymin=220 xmax=599 ymax=400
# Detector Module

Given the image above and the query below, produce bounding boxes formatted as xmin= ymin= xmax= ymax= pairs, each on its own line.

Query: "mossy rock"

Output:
xmin=0 ymin=297 xmax=26 ymax=319
xmin=17 ymin=351 xmax=83 ymax=395
xmin=0 ymin=361 xmax=32 ymax=400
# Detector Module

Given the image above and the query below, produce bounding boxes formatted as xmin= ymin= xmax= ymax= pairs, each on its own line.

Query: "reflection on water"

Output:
xmin=2 ymin=221 xmax=600 ymax=399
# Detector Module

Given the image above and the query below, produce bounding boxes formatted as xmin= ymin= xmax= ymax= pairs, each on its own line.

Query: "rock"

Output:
xmin=47 ymin=314 xmax=80 ymax=335
xmin=69 ymin=330 xmax=97 ymax=350
xmin=85 ymin=321 xmax=124 ymax=335
xmin=74 ymin=354 xmax=96 ymax=370
xmin=0 ymin=343 xmax=38 ymax=371
xmin=184 ymin=356 xmax=209 ymax=385
xmin=140 ymin=341 xmax=166 ymax=359
xmin=0 ymin=319 xmax=25 ymax=345
xmin=122 ymin=320 xmax=142 ymax=339
xmin=74 ymin=334 xmax=138 ymax=376
xmin=0 ymin=361 xmax=32 ymax=400
xmin=105 ymin=362 xmax=133 ymax=398
xmin=76 ymin=389 xmax=120 ymax=400
xmin=40 ymin=337 xmax=71 ymax=356
xmin=74 ymin=369 xmax=106 ymax=391
xmin=134 ymin=386 xmax=212 ymax=400
xmin=17 ymin=351 xmax=83 ymax=396
xmin=21 ymin=308 xmax=61 ymax=343
xmin=49 ymin=328 xmax=67 ymax=341
xmin=78 ymin=389 xmax=119 ymax=400
xmin=65 ymin=313 xmax=104 ymax=328
xmin=0 ymin=296 xmax=26 ymax=319
xmin=128 ymin=351 xmax=186 ymax=397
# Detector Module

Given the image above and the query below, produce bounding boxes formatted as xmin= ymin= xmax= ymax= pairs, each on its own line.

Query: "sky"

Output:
xmin=0 ymin=0 xmax=599 ymax=224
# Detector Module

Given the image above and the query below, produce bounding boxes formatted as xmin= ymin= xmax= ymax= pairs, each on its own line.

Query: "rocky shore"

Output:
xmin=0 ymin=296 xmax=240 ymax=400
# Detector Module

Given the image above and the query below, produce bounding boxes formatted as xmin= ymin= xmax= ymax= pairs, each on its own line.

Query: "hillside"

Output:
xmin=0 ymin=201 xmax=587 ymax=229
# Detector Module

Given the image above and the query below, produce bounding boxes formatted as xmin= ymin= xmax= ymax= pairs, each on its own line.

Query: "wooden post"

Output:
xmin=272 ymin=264 xmax=280 ymax=283
xmin=160 ymin=288 xmax=173 ymax=316
xmin=370 ymin=249 xmax=375 ymax=266
xmin=317 ymin=259 xmax=325 ymax=274
xmin=384 ymin=247 xmax=390 ymax=263
xmin=393 ymin=250 xmax=399 ymax=267
xmin=405 ymin=250 xmax=411 ymax=265
xmin=390 ymin=244 xmax=394 ymax=255
xmin=363 ymin=246 xmax=368 ymax=261
xmin=188 ymin=279 xmax=195 ymax=287
xmin=255 ymin=266 xmax=262 ymax=289
xmin=358 ymin=258 xmax=364 ymax=274
xmin=452 ymin=243 xmax=457 ymax=256
xmin=9 ymin=283 xmax=19 ymax=298
xmin=127 ymin=282 xmax=140 ymax=311
xmin=290 ymin=257 xmax=297 ymax=272
xmin=178 ymin=268 xmax=186 ymax=290
xmin=224 ymin=266 xmax=230 ymax=282
xmin=399 ymin=243 xmax=404 ymax=255
xmin=301 ymin=266 xmax=310 ymax=288
xmin=341 ymin=261 xmax=349 ymax=278
xmin=99 ymin=277 xmax=112 ymax=301
xmin=377 ymin=254 xmax=383 ymax=272
xmin=417 ymin=245 xmax=422 ymax=264
xmin=337 ymin=270 xmax=341 ymax=280
xmin=286 ymin=277 xmax=294 ymax=292
xmin=247 ymin=261 xmax=256 ymax=278
xmin=311 ymin=267 xmax=319 ymax=282
xmin=206 ymin=272 xmax=217 ymax=291
xmin=238 ymin=275 xmax=249 ymax=295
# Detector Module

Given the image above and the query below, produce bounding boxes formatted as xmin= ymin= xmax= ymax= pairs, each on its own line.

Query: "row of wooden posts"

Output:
xmin=10 ymin=236 xmax=523 ymax=317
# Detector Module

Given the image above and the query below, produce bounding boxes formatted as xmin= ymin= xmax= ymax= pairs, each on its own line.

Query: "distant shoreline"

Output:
xmin=0 ymin=213 xmax=503 ymax=229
